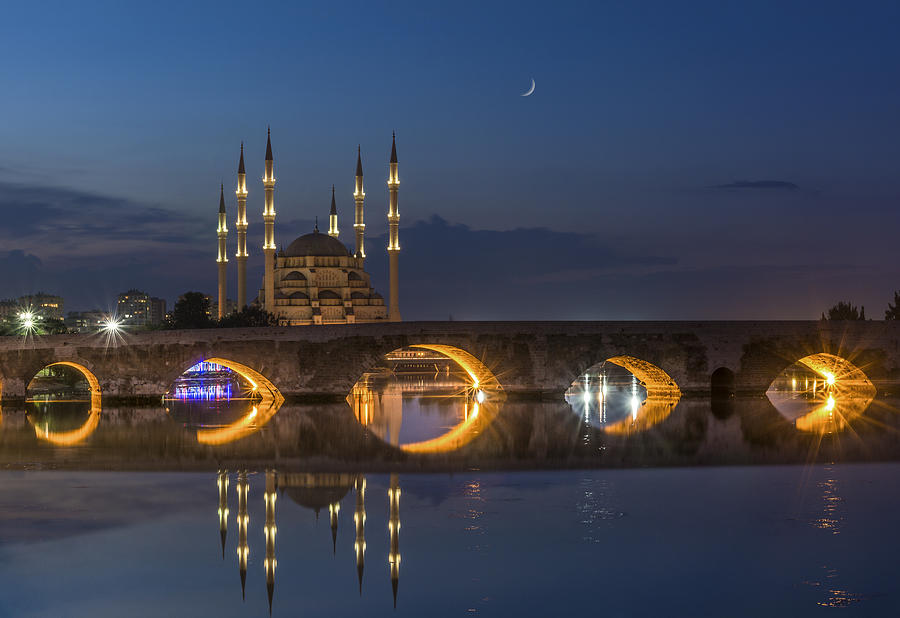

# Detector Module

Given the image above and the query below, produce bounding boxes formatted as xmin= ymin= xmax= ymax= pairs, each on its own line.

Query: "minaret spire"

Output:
xmin=262 ymin=128 xmax=277 ymax=314
xmin=328 ymin=184 xmax=340 ymax=238
xmin=387 ymin=133 xmax=401 ymax=322
xmin=235 ymin=142 xmax=249 ymax=309
xmin=217 ymin=184 xmax=229 ymax=320
xmin=353 ymin=145 xmax=366 ymax=260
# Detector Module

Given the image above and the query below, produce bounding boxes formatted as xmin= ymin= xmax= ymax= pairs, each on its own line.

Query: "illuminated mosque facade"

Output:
xmin=216 ymin=129 xmax=402 ymax=325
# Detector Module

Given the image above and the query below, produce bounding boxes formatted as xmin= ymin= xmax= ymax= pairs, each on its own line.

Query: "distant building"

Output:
xmin=117 ymin=290 xmax=167 ymax=326
xmin=149 ymin=297 xmax=167 ymax=326
xmin=117 ymin=289 xmax=151 ymax=325
xmin=18 ymin=293 xmax=64 ymax=320
xmin=65 ymin=311 xmax=106 ymax=333
xmin=0 ymin=300 xmax=18 ymax=320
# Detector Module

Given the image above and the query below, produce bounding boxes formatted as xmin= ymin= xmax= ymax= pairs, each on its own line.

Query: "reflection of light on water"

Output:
xmin=630 ymin=395 xmax=639 ymax=421
xmin=825 ymin=395 xmax=835 ymax=412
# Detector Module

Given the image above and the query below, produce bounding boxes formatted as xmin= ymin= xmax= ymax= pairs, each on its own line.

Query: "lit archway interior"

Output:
xmin=605 ymin=356 xmax=681 ymax=399
xmin=166 ymin=358 xmax=284 ymax=446
xmin=565 ymin=356 xmax=682 ymax=434
xmin=26 ymin=362 xmax=102 ymax=446
xmin=347 ymin=345 xmax=504 ymax=454
xmin=204 ymin=357 xmax=283 ymax=403
xmin=766 ymin=353 xmax=875 ymax=433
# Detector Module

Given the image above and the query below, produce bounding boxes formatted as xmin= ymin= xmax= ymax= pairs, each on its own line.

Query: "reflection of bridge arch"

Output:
xmin=26 ymin=362 xmax=102 ymax=446
xmin=347 ymin=344 xmax=504 ymax=454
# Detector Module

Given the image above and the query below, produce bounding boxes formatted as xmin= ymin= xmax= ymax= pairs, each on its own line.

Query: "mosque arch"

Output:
xmin=348 ymin=271 xmax=362 ymax=281
xmin=283 ymin=271 xmax=307 ymax=281
xmin=319 ymin=290 xmax=342 ymax=300
xmin=289 ymin=291 xmax=309 ymax=300
xmin=351 ymin=292 xmax=368 ymax=300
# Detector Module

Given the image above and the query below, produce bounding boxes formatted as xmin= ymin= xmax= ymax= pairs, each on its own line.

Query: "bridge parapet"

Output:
xmin=0 ymin=321 xmax=898 ymax=401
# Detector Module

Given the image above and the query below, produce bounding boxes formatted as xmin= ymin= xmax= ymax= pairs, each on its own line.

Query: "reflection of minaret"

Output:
xmin=329 ymin=500 xmax=340 ymax=555
xmin=381 ymin=383 xmax=403 ymax=447
xmin=354 ymin=476 xmax=366 ymax=595
xmin=388 ymin=473 xmax=401 ymax=608
xmin=217 ymin=469 xmax=229 ymax=559
xmin=236 ymin=471 xmax=249 ymax=600
xmin=264 ymin=469 xmax=277 ymax=615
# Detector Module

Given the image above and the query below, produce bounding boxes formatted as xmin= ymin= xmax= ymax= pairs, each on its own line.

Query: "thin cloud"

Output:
xmin=710 ymin=180 xmax=799 ymax=190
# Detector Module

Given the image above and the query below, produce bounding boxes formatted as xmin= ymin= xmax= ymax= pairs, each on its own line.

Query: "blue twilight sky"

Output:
xmin=1 ymin=1 xmax=899 ymax=318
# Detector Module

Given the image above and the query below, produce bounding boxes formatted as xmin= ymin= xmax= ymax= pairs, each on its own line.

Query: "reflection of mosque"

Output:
xmin=218 ymin=470 xmax=402 ymax=614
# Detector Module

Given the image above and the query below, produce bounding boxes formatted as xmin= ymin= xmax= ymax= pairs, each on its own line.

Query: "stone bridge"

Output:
xmin=1 ymin=321 xmax=899 ymax=402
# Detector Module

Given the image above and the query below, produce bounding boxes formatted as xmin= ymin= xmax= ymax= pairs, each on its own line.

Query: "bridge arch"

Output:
xmin=568 ymin=355 xmax=682 ymax=399
xmin=25 ymin=361 xmax=102 ymax=446
xmin=167 ymin=357 xmax=283 ymax=404
xmin=346 ymin=343 xmax=504 ymax=454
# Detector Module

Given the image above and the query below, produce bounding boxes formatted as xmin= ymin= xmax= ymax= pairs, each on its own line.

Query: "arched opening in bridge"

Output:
xmin=165 ymin=358 xmax=283 ymax=445
xmin=346 ymin=345 xmax=504 ymax=453
xmin=25 ymin=362 xmax=102 ymax=446
xmin=766 ymin=353 xmax=875 ymax=434
xmin=565 ymin=356 xmax=681 ymax=434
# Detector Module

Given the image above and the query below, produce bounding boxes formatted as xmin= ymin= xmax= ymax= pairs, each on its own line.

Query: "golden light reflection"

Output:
xmin=27 ymin=362 xmax=102 ymax=446
xmin=347 ymin=345 xmax=504 ymax=454
xmin=768 ymin=353 xmax=876 ymax=434
xmin=195 ymin=398 xmax=282 ymax=445
xmin=28 ymin=392 xmax=102 ymax=446
xmin=603 ymin=395 xmax=680 ymax=435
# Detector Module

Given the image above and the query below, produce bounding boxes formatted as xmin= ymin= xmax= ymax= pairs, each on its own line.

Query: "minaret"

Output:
xmin=236 ymin=471 xmax=249 ymax=600
xmin=329 ymin=500 xmax=340 ymax=555
xmin=328 ymin=185 xmax=339 ymax=238
xmin=264 ymin=469 xmax=277 ymax=615
xmin=388 ymin=473 xmax=401 ymax=608
xmin=217 ymin=470 xmax=229 ymax=559
xmin=235 ymin=143 xmax=249 ymax=309
xmin=387 ymin=133 xmax=401 ymax=322
xmin=217 ymin=184 xmax=228 ymax=319
xmin=354 ymin=476 xmax=366 ymax=595
xmin=262 ymin=127 xmax=276 ymax=312
xmin=353 ymin=145 xmax=366 ymax=259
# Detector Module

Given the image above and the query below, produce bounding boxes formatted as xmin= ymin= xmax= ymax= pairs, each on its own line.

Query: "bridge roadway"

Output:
xmin=1 ymin=321 xmax=898 ymax=402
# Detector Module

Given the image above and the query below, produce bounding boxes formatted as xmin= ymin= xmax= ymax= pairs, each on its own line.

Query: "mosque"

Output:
xmin=216 ymin=129 xmax=401 ymax=325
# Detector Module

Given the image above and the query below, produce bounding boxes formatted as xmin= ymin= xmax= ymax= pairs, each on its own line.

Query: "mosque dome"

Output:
xmin=284 ymin=230 xmax=351 ymax=257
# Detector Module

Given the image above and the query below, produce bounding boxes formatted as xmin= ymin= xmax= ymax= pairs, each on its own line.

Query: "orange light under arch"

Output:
xmin=604 ymin=355 xmax=682 ymax=399
xmin=27 ymin=362 xmax=102 ymax=446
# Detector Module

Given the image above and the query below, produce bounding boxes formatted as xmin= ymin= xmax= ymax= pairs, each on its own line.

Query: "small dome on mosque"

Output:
xmin=284 ymin=230 xmax=351 ymax=258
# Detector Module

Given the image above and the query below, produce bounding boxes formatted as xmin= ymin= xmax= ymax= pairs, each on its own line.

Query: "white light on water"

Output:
xmin=475 ymin=389 xmax=486 ymax=404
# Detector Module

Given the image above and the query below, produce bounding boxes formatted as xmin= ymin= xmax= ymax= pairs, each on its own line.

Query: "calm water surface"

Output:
xmin=0 ymin=466 xmax=897 ymax=617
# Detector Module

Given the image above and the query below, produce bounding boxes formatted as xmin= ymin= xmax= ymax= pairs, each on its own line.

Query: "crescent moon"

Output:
xmin=521 ymin=78 xmax=535 ymax=97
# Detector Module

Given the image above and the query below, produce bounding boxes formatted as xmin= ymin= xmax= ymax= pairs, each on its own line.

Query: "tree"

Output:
xmin=217 ymin=306 xmax=278 ymax=328
xmin=886 ymin=291 xmax=900 ymax=320
xmin=822 ymin=301 xmax=865 ymax=321
xmin=170 ymin=292 xmax=212 ymax=329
